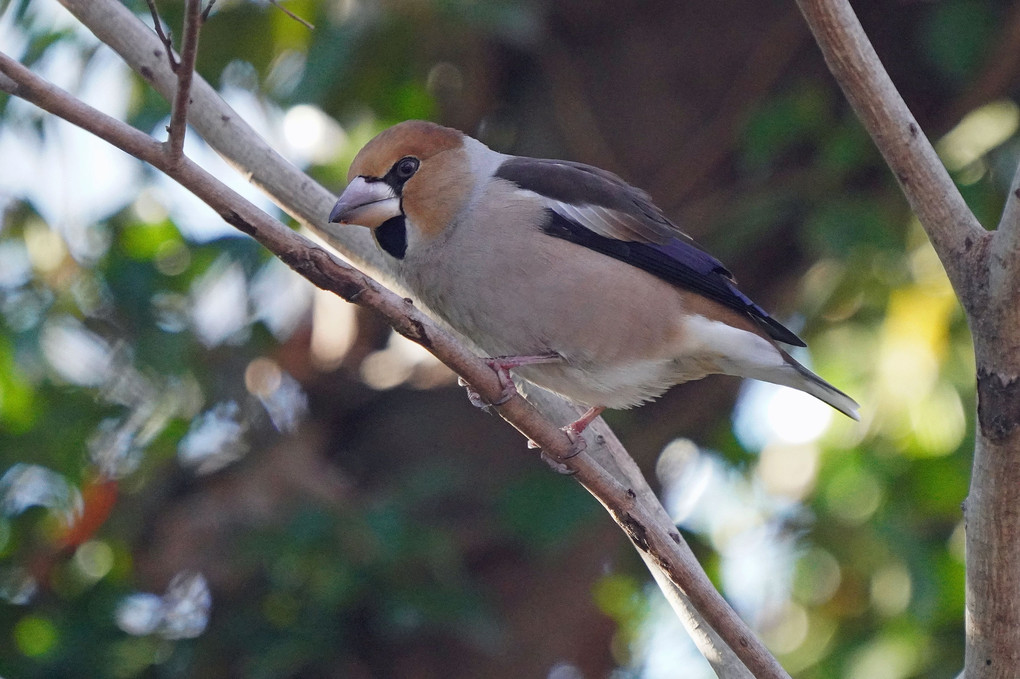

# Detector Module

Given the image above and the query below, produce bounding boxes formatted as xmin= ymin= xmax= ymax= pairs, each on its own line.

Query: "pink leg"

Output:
xmin=459 ymin=353 xmax=562 ymax=409
xmin=564 ymin=406 xmax=606 ymax=439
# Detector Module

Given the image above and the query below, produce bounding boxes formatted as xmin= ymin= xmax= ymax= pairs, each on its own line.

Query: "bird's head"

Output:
xmin=328 ymin=120 xmax=475 ymax=259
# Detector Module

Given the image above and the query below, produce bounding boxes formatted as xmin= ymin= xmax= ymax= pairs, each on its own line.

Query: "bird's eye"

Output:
xmin=394 ymin=157 xmax=419 ymax=180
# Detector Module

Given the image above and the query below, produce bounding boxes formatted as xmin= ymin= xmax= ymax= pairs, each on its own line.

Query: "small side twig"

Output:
xmin=268 ymin=0 xmax=314 ymax=30
xmin=992 ymin=158 xmax=1020 ymax=301
xmin=165 ymin=0 xmax=203 ymax=162
xmin=145 ymin=0 xmax=178 ymax=72
xmin=201 ymin=0 xmax=216 ymax=22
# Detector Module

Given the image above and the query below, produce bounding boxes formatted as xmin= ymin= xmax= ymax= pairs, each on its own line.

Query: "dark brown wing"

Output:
xmin=495 ymin=157 xmax=806 ymax=347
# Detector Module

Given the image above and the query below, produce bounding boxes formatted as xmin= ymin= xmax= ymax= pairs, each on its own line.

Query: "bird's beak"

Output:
xmin=328 ymin=177 xmax=401 ymax=228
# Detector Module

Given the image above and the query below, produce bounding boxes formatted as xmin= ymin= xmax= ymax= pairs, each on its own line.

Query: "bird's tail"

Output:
xmin=766 ymin=351 xmax=860 ymax=421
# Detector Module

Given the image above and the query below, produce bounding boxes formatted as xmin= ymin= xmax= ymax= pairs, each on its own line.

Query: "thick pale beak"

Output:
xmin=328 ymin=177 xmax=401 ymax=228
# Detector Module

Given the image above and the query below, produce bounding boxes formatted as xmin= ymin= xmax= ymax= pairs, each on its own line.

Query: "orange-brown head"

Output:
xmin=329 ymin=121 xmax=475 ymax=258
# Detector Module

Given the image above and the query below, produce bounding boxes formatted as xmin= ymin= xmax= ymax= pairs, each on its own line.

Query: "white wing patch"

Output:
xmin=512 ymin=188 xmax=686 ymax=244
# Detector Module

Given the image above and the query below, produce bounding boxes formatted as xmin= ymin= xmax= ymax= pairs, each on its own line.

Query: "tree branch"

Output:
xmin=0 ymin=70 xmax=15 ymax=95
xmin=51 ymin=1 xmax=789 ymax=673
xmin=794 ymin=0 xmax=987 ymax=305
xmin=165 ymin=0 xmax=202 ymax=162
xmin=0 ymin=46 xmax=788 ymax=678
xmin=796 ymin=2 xmax=1020 ymax=678
xmin=60 ymin=0 xmax=389 ymax=278
xmin=991 ymin=160 xmax=1020 ymax=301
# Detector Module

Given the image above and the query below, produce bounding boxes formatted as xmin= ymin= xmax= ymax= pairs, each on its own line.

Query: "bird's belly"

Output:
xmin=513 ymin=358 xmax=711 ymax=409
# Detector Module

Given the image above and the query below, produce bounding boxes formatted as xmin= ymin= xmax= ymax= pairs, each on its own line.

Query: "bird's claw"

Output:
xmin=458 ymin=376 xmax=492 ymax=411
xmin=528 ymin=423 xmax=587 ymax=474
xmin=460 ymin=353 xmax=560 ymax=411
xmin=539 ymin=451 xmax=577 ymax=475
xmin=459 ymin=358 xmax=519 ymax=412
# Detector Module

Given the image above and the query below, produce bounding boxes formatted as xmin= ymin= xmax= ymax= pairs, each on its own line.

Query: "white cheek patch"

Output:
xmin=354 ymin=198 xmax=401 ymax=228
xmin=681 ymin=314 xmax=785 ymax=373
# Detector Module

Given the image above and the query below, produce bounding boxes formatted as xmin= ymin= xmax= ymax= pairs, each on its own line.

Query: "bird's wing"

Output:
xmin=494 ymin=157 xmax=806 ymax=347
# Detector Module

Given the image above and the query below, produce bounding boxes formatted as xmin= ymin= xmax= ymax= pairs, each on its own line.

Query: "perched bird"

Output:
xmin=327 ymin=120 xmax=859 ymax=438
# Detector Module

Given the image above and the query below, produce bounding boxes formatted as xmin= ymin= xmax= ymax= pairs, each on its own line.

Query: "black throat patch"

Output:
xmin=375 ymin=216 xmax=408 ymax=259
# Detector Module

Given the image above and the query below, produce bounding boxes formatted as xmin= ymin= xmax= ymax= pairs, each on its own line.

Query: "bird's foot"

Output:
xmin=459 ymin=353 xmax=561 ymax=411
xmin=527 ymin=406 xmax=605 ymax=473
xmin=529 ymin=427 xmax=584 ymax=474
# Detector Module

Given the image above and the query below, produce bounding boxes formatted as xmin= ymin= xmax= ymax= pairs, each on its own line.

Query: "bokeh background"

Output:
xmin=1 ymin=0 xmax=1016 ymax=676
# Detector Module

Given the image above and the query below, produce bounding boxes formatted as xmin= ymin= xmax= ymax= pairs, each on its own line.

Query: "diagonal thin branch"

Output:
xmin=268 ymin=0 xmax=314 ymax=30
xmin=0 ymin=47 xmax=790 ymax=679
xmin=794 ymin=0 xmax=987 ymax=306
xmin=61 ymin=0 xmax=389 ymax=277
xmin=165 ymin=0 xmax=203 ymax=162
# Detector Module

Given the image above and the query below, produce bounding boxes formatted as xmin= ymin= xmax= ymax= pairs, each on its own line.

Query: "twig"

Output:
xmin=268 ymin=0 xmax=314 ymax=30
xmin=166 ymin=0 xmax=202 ymax=162
xmin=992 ymin=155 xmax=1020 ymax=301
xmin=145 ymin=0 xmax=178 ymax=72
xmin=201 ymin=0 xmax=216 ymax=22
xmin=794 ymin=0 xmax=987 ymax=307
xmin=0 ymin=48 xmax=790 ymax=679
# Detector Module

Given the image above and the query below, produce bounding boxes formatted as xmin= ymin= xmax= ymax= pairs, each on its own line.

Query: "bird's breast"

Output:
xmin=395 ymin=203 xmax=730 ymax=407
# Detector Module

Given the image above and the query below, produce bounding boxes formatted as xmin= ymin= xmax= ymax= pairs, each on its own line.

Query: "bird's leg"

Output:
xmin=458 ymin=352 xmax=562 ymax=410
xmin=564 ymin=405 xmax=606 ymax=441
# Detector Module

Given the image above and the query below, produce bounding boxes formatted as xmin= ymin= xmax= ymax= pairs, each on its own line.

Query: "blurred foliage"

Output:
xmin=1 ymin=0 xmax=1018 ymax=677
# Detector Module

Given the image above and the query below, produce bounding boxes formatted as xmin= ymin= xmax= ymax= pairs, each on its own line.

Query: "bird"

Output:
xmin=327 ymin=120 xmax=859 ymax=442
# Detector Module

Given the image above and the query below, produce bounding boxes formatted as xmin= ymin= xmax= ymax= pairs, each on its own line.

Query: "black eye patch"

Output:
xmin=383 ymin=156 xmax=420 ymax=191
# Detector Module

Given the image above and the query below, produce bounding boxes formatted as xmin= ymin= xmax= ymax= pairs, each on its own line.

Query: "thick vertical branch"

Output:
xmin=795 ymin=1 xmax=1020 ymax=678
xmin=968 ymin=163 xmax=1020 ymax=678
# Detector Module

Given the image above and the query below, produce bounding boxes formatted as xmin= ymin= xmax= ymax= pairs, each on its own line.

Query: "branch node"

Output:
xmin=977 ymin=369 xmax=1020 ymax=444
xmin=621 ymin=513 xmax=650 ymax=552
